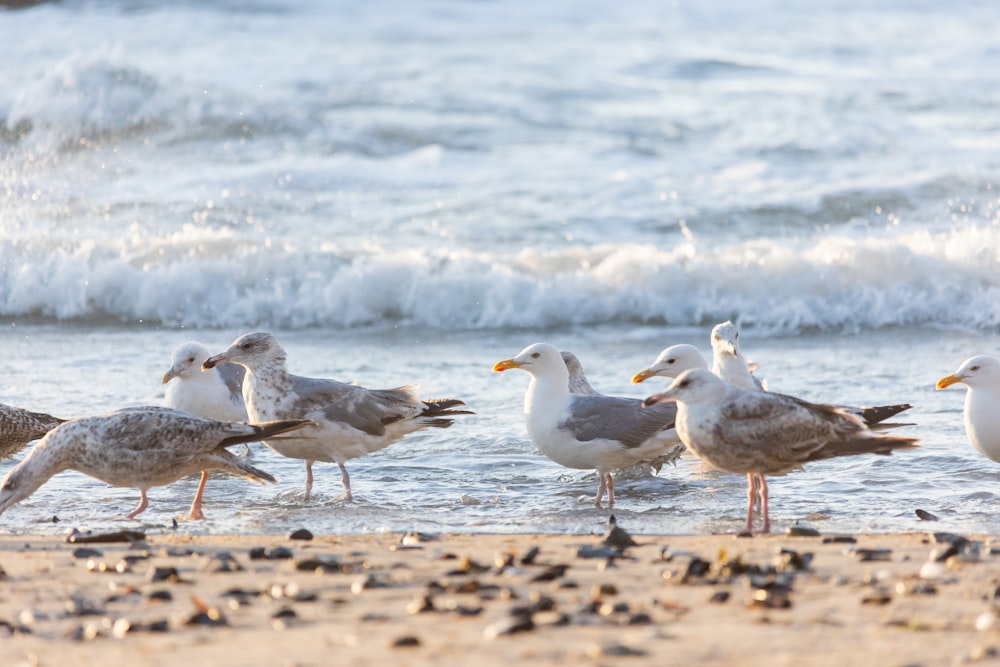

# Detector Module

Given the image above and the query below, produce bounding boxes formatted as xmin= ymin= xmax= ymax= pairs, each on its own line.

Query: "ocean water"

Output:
xmin=1 ymin=0 xmax=999 ymax=536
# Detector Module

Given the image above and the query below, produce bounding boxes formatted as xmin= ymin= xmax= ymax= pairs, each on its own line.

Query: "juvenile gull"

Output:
xmin=937 ymin=356 xmax=1000 ymax=462
xmin=0 ymin=403 xmax=64 ymax=460
xmin=0 ymin=407 xmax=311 ymax=519
xmin=493 ymin=343 xmax=683 ymax=508
xmin=643 ymin=369 xmax=918 ymax=534
xmin=203 ymin=332 xmax=472 ymax=501
xmin=163 ymin=341 xmax=249 ymax=519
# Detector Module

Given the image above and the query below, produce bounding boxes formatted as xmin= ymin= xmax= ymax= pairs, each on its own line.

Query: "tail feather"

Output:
xmin=811 ymin=435 xmax=919 ymax=462
xmin=235 ymin=460 xmax=277 ymax=485
xmin=421 ymin=398 xmax=475 ymax=418
xmin=220 ymin=419 xmax=313 ymax=448
xmin=858 ymin=403 xmax=912 ymax=426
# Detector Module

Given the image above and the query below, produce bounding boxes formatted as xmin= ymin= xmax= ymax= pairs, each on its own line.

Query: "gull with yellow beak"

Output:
xmin=937 ymin=356 xmax=1000 ymax=463
xmin=493 ymin=343 xmax=683 ymax=508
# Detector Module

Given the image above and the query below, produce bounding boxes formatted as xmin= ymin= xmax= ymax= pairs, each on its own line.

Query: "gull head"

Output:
xmin=937 ymin=356 xmax=1000 ymax=390
xmin=493 ymin=342 xmax=567 ymax=380
xmin=204 ymin=332 xmax=286 ymax=371
xmin=642 ymin=368 xmax=727 ymax=408
xmin=163 ymin=341 xmax=211 ymax=384
xmin=0 ymin=427 xmax=69 ymax=516
xmin=633 ymin=344 xmax=708 ymax=383
xmin=710 ymin=320 xmax=741 ymax=357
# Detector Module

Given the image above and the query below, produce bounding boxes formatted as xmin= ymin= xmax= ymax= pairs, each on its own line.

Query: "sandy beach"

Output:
xmin=0 ymin=527 xmax=997 ymax=667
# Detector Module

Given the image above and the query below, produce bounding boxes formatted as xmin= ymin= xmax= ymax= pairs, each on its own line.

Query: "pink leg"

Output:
xmin=595 ymin=474 xmax=607 ymax=508
xmin=606 ymin=473 xmax=616 ymax=509
xmin=744 ymin=473 xmax=757 ymax=534
xmin=304 ymin=461 xmax=314 ymax=501
xmin=127 ymin=489 xmax=149 ymax=519
xmin=188 ymin=471 xmax=209 ymax=520
xmin=759 ymin=476 xmax=771 ymax=533
xmin=339 ymin=462 xmax=353 ymax=502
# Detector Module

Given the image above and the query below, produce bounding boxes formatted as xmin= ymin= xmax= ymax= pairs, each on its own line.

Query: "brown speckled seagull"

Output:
xmin=0 ymin=406 xmax=311 ymax=519
xmin=203 ymin=332 xmax=473 ymax=501
xmin=643 ymin=369 xmax=918 ymax=535
xmin=0 ymin=402 xmax=64 ymax=460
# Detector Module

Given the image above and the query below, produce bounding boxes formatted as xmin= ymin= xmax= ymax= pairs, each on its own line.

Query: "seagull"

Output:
xmin=632 ymin=344 xmax=709 ymax=385
xmin=0 ymin=403 xmax=64 ymax=461
xmin=937 ymin=356 xmax=1000 ymax=462
xmin=493 ymin=343 xmax=683 ymax=508
xmin=711 ymin=321 xmax=766 ymax=390
xmin=643 ymin=369 xmax=919 ymax=534
xmin=0 ymin=407 xmax=311 ymax=519
xmin=163 ymin=341 xmax=250 ymax=519
xmin=203 ymin=332 xmax=472 ymax=501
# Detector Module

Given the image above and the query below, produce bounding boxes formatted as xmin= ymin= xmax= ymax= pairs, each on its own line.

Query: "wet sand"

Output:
xmin=0 ymin=529 xmax=997 ymax=667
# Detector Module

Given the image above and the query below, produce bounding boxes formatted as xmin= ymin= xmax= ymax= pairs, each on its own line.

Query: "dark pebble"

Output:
xmin=531 ymin=564 xmax=569 ymax=582
xmin=749 ymin=588 xmax=792 ymax=609
xmin=289 ymin=529 xmax=313 ymax=541
xmin=628 ymin=612 xmax=653 ymax=625
xmin=248 ymin=547 xmax=268 ymax=560
xmin=202 ymin=552 xmax=244 ymax=573
xmin=147 ymin=590 xmax=174 ymax=603
xmin=483 ymin=614 xmax=535 ymax=639
xmin=709 ymin=590 xmax=731 ymax=604
xmin=577 ymin=546 xmax=623 ymax=560
xmin=272 ymin=607 xmax=297 ymax=620
xmin=406 ymin=595 xmax=436 ymax=615
xmin=861 ymin=593 xmax=893 ymax=606
xmin=915 ymin=509 xmax=939 ymax=521
xmin=603 ymin=525 xmax=639 ymax=549
xmin=147 ymin=566 xmax=182 ymax=583
xmin=71 ymin=547 xmax=104 ymax=560
xmin=391 ymin=635 xmax=421 ymax=648
xmin=848 ymin=548 xmax=892 ymax=562
xmin=932 ymin=532 xmax=970 ymax=547
xmin=821 ymin=536 xmax=857 ymax=544
xmin=682 ymin=557 xmax=711 ymax=582
xmin=774 ymin=549 xmax=813 ymax=572
xmin=786 ymin=525 xmax=821 ymax=537
xmin=66 ymin=530 xmax=146 ymax=544
xmin=268 ymin=547 xmax=295 ymax=560
xmin=520 ymin=546 xmax=541 ymax=566
xmin=295 ymin=557 xmax=341 ymax=573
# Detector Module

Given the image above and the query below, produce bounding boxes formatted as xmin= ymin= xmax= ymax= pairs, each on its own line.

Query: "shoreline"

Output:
xmin=1 ymin=530 xmax=998 ymax=666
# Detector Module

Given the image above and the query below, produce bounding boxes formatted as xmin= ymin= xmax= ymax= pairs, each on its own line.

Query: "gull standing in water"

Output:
xmin=0 ymin=407 xmax=310 ymax=519
xmin=163 ymin=341 xmax=249 ymax=519
xmin=937 ymin=356 xmax=1000 ymax=463
xmin=643 ymin=370 xmax=918 ymax=534
xmin=493 ymin=343 xmax=683 ymax=508
xmin=204 ymin=332 xmax=472 ymax=501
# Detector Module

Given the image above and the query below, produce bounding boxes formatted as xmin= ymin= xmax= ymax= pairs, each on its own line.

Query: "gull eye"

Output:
xmin=531 ymin=352 xmax=541 ymax=359
xmin=971 ymin=365 xmax=980 ymax=372
xmin=666 ymin=358 xmax=675 ymax=364
xmin=679 ymin=379 xmax=690 ymax=388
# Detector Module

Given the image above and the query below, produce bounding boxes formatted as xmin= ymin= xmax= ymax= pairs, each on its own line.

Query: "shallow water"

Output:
xmin=1 ymin=0 xmax=999 ymax=535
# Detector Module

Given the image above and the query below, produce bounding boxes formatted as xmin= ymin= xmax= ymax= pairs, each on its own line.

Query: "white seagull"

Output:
xmin=643 ymin=369 xmax=919 ymax=534
xmin=493 ymin=343 xmax=683 ymax=508
xmin=937 ymin=356 xmax=1000 ymax=463
xmin=0 ymin=407 xmax=310 ymax=519
xmin=203 ymin=332 xmax=472 ymax=501
xmin=711 ymin=321 xmax=766 ymax=390
xmin=163 ymin=341 xmax=250 ymax=519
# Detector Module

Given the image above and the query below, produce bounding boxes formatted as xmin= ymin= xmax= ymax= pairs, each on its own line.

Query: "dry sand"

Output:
xmin=0 ymin=527 xmax=998 ymax=667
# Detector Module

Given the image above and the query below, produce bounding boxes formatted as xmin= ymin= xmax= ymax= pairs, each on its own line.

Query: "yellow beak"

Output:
xmin=936 ymin=374 xmax=963 ymax=390
xmin=162 ymin=370 xmax=176 ymax=385
xmin=632 ymin=369 xmax=655 ymax=384
xmin=493 ymin=358 xmax=525 ymax=372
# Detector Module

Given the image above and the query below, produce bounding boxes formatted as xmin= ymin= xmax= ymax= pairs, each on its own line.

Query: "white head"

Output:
xmin=711 ymin=321 xmax=741 ymax=357
xmin=162 ymin=341 xmax=212 ymax=384
xmin=0 ymin=424 xmax=76 ymax=516
xmin=642 ymin=368 xmax=729 ymax=408
xmin=937 ymin=356 xmax=1000 ymax=391
xmin=493 ymin=343 xmax=569 ymax=383
xmin=203 ymin=332 xmax=286 ymax=371
xmin=633 ymin=344 xmax=709 ymax=383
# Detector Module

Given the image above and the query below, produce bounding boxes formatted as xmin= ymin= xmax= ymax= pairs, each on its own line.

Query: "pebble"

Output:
xmin=915 ymin=509 xmax=939 ymax=521
xmin=391 ymin=635 xmax=421 ymax=648
xmin=66 ymin=530 xmax=146 ymax=544
xmin=202 ymin=552 xmax=244 ymax=573
xmin=587 ymin=643 xmax=647 ymax=658
xmin=71 ymin=547 xmax=104 ymax=560
xmin=520 ymin=546 xmax=541 ymax=565
xmin=483 ymin=614 xmax=534 ymax=640
xmin=709 ymin=591 xmax=731 ymax=604
xmin=289 ymin=529 xmax=313 ymax=541
xmin=846 ymin=547 xmax=892 ymax=562
xmin=822 ymin=536 xmax=857 ymax=544
xmin=147 ymin=566 xmax=183 ymax=583
xmin=786 ymin=525 xmax=821 ymax=537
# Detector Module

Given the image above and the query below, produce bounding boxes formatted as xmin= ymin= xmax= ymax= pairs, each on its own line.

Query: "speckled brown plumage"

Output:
xmin=0 ymin=402 xmax=64 ymax=460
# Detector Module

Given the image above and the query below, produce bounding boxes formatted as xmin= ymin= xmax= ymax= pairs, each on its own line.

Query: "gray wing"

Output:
xmin=563 ymin=395 xmax=676 ymax=448
xmin=289 ymin=374 xmax=419 ymax=436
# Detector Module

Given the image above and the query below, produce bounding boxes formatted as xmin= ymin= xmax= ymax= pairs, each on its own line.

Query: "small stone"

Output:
xmin=861 ymin=593 xmax=893 ymax=606
xmin=846 ymin=547 xmax=892 ymax=562
xmin=406 ymin=595 xmax=436 ymax=615
xmin=822 ymin=536 xmax=857 ymax=544
xmin=709 ymin=590 xmax=731 ymax=604
xmin=248 ymin=547 xmax=268 ymax=560
xmin=147 ymin=590 xmax=173 ymax=603
xmin=147 ymin=566 xmax=182 ymax=583
xmin=919 ymin=562 xmax=946 ymax=580
xmin=520 ymin=546 xmax=541 ymax=565
xmin=391 ymin=635 xmax=421 ymax=648
xmin=587 ymin=643 xmax=647 ymax=658
xmin=786 ymin=525 xmax=820 ymax=537
xmin=483 ymin=614 xmax=534 ymax=640
xmin=272 ymin=607 xmax=297 ymax=620
xmin=289 ymin=529 xmax=313 ymax=541
xmin=71 ymin=547 xmax=104 ymax=560
xmin=915 ymin=509 xmax=939 ymax=521
xmin=531 ymin=564 xmax=569 ymax=582
xmin=975 ymin=611 xmax=998 ymax=632
xmin=268 ymin=547 xmax=295 ymax=560
xmin=202 ymin=552 xmax=244 ymax=573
